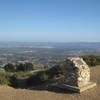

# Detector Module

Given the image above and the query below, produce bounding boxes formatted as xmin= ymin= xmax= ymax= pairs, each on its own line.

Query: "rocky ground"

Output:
xmin=0 ymin=66 xmax=100 ymax=100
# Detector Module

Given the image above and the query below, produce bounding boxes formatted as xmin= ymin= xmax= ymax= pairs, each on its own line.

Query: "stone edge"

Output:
xmin=58 ymin=82 xmax=96 ymax=93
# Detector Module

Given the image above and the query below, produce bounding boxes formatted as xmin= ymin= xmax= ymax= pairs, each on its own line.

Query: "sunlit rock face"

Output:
xmin=64 ymin=57 xmax=90 ymax=87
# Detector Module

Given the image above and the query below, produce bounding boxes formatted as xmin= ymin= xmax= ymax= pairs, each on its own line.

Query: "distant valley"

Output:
xmin=0 ymin=42 xmax=100 ymax=69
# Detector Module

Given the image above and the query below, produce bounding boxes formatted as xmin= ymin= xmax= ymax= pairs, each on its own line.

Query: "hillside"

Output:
xmin=0 ymin=66 xmax=99 ymax=100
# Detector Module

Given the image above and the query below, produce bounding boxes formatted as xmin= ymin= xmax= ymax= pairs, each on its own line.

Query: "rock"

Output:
xmin=63 ymin=57 xmax=90 ymax=87
xmin=58 ymin=57 xmax=96 ymax=92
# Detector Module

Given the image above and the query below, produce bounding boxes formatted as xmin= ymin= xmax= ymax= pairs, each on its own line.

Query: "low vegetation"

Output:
xmin=83 ymin=55 xmax=100 ymax=66
xmin=0 ymin=72 xmax=12 ymax=85
xmin=27 ymin=65 xmax=63 ymax=86
xmin=4 ymin=62 xmax=34 ymax=72
xmin=0 ymin=55 xmax=100 ymax=87
xmin=0 ymin=71 xmax=32 ymax=87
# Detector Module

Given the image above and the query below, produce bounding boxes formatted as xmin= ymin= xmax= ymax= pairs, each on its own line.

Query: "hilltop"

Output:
xmin=0 ymin=66 xmax=99 ymax=100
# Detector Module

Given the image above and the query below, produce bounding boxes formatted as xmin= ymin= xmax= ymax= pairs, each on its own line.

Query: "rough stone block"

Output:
xmin=58 ymin=57 xmax=96 ymax=93
xmin=59 ymin=82 xmax=96 ymax=93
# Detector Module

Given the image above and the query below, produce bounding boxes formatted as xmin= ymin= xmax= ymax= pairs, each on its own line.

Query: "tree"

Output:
xmin=4 ymin=63 xmax=16 ymax=72
xmin=17 ymin=62 xmax=34 ymax=72
xmin=25 ymin=62 xmax=34 ymax=71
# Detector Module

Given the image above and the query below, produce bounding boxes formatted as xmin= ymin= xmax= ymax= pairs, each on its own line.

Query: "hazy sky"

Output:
xmin=0 ymin=0 xmax=100 ymax=42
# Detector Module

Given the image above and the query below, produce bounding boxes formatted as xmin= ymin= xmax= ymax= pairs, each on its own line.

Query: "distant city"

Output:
xmin=0 ymin=42 xmax=100 ymax=70
xmin=0 ymin=42 xmax=100 ymax=68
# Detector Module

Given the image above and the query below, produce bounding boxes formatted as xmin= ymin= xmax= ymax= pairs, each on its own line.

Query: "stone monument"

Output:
xmin=60 ymin=57 xmax=96 ymax=93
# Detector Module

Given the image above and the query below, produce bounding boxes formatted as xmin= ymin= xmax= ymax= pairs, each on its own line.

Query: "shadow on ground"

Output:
xmin=28 ymin=85 xmax=76 ymax=94
xmin=16 ymin=79 xmax=76 ymax=94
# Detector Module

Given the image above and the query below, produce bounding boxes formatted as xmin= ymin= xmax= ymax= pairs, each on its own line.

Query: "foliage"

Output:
xmin=4 ymin=62 xmax=34 ymax=72
xmin=0 ymin=78 xmax=10 ymax=85
xmin=26 ymin=70 xmax=48 ymax=86
xmin=3 ymin=55 xmax=100 ymax=87
xmin=9 ymin=75 xmax=18 ymax=87
xmin=45 ymin=65 xmax=63 ymax=78
xmin=16 ymin=62 xmax=34 ymax=72
xmin=26 ymin=65 xmax=64 ymax=86
xmin=0 ymin=72 xmax=12 ymax=85
xmin=82 ymin=55 xmax=100 ymax=66
xmin=0 ymin=71 xmax=32 ymax=87
xmin=4 ymin=63 xmax=16 ymax=72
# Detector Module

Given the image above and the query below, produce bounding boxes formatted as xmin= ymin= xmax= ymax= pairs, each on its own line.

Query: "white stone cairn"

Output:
xmin=59 ymin=57 xmax=96 ymax=93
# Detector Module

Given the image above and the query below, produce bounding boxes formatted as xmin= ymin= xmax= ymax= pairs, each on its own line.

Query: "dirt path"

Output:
xmin=0 ymin=66 xmax=100 ymax=100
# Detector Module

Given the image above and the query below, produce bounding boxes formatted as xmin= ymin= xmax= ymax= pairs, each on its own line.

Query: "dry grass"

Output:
xmin=0 ymin=66 xmax=100 ymax=100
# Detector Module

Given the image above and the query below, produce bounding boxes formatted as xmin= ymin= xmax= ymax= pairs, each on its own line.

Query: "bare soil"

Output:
xmin=0 ymin=66 xmax=100 ymax=100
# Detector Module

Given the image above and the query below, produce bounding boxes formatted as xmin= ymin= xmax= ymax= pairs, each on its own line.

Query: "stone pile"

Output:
xmin=64 ymin=57 xmax=90 ymax=87
xmin=59 ymin=57 xmax=96 ymax=93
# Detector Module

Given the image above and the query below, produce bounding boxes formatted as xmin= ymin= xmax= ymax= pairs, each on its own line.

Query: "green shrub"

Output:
xmin=0 ymin=71 xmax=32 ymax=87
xmin=16 ymin=63 xmax=34 ymax=72
xmin=4 ymin=62 xmax=34 ymax=72
xmin=45 ymin=65 xmax=63 ymax=79
xmin=26 ymin=65 xmax=64 ymax=86
xmin=82 ymin=55 xmax=100 ymax=66
xmin=13 ymin=72 xmax=32 ymax=78
xmin=0 ymin=78 xmax=10 ymax=85
xmin=9 ymin=72 xmax=32 ymax=87
xmin=9 ymin=75 xmax=18 ymax=87
xmin=26 ymin=71 xmax=48 ymax=86
xmin=0 ymin=72 xmax=13 ymax=85
xmin=39 ymin=72 xmax=49 ymax=81
xmin=4 ymin=63 xmax=16 ymax=72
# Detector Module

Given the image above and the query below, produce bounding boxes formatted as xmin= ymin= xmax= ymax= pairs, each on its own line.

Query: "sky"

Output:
xmin=0 ymin=0 xmax=100 ymax=42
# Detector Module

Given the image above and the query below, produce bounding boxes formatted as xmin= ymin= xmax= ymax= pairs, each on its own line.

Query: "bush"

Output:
xmin=4 ymin=63 xmax=16 ymax=72
xmin=0 ymin=72 xmax=12 ymax=85
xmin=82 ymin=55 xmax=100 ymax=66
xmin=26 ymin=70 xmax=49 ymax=86
xmin=4 ymin=62 xmax=34 ymax=72
xmin=0 ymin=78 xmax=10 ymax=85
xmin=26 ymin=65 xmax=64 ymax=86
xmin=39 ymin=72 xmax=49 ymax=81
xmin=9 ymin=72 xmax=32 ymax=87
xmin=45 ymin=65 xmax=63 ymax=79
xmin=16 ymin=63 xmax=34 ymax=72
xmin=24 ymin=62 xmax=34 ymax=71
xmin=0 ymin=71 xmax=32 ymax=87
xmin=9 ymin=75 xmax=18 ymax=87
